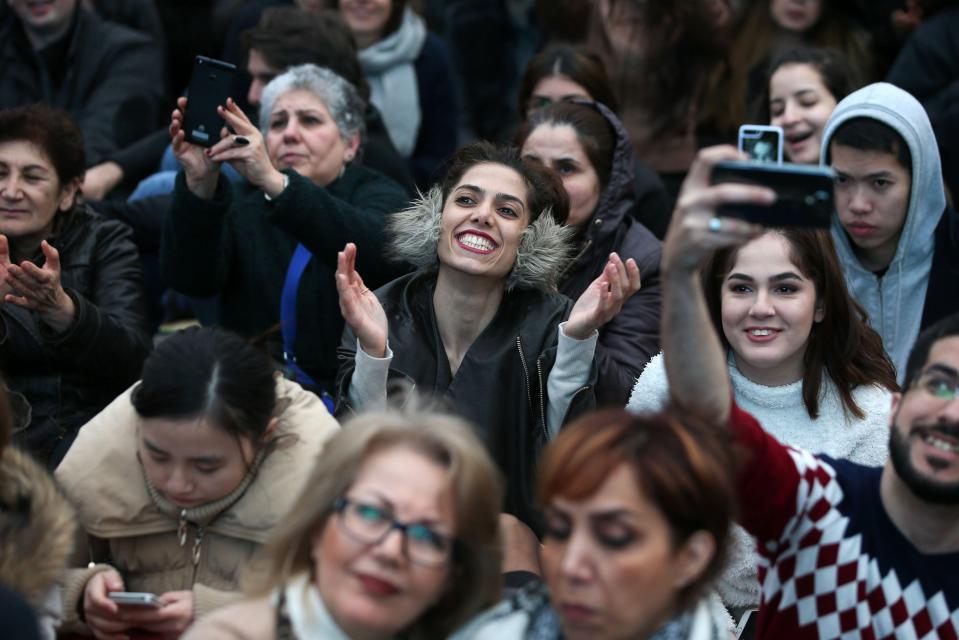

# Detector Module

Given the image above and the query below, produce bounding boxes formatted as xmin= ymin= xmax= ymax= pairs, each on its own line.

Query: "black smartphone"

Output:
xmin=711 ymin=160 xmax=835 ymax=228
xmin=182 ymin=56 xmax=237 ymax=148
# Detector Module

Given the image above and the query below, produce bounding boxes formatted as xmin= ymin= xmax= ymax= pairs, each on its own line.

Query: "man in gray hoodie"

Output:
xmin=820 ymin=82 xmax=959 ymax=381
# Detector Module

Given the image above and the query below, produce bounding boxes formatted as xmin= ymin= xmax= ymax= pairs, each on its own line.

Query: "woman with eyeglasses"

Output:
xmin=183 ymin=407 xmax=503 ymax=639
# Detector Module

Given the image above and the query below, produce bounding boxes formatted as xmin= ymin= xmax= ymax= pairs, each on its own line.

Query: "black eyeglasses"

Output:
xmin=913 ymin=368 xmax=959 ymax=405
xmin=333 ymin=497 xmax=454 ymax=568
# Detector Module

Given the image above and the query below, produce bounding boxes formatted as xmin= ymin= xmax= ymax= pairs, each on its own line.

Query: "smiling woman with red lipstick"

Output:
xmin=334 ymin=141 xmax=640 ymax=530
xmin=628 ymin=222 xmax=897 ymax=624
xmin=183 ymin=407 xmax=503 ymax=640
xmin=455 ymin=409 xmax=735 ymax=640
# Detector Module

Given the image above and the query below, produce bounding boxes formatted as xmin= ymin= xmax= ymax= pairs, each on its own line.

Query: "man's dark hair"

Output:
xmin=241 ymin=7 xmax=370 ymax=101
xmin=903 ymin=313 xmax=959 ymax=389
xmin=828 ymin=117 xmax=912 ymax=173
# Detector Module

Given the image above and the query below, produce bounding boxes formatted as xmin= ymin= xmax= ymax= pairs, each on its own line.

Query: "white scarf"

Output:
xmin=281 ymin=573 xmax=350 ymax=640
xmin=358 ymin=7 xmax=427 ymax=158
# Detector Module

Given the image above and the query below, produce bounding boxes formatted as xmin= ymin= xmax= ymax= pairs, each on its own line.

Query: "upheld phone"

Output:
xmin=711 ymin=160 xmax=835 ymax=228
xmin=182 ymin=56 xmax=237 ymax=148
xmin=108 ymin=591 xmax=163 ymax=608
xmin=738 ymin=124 xmax=784 ymax=164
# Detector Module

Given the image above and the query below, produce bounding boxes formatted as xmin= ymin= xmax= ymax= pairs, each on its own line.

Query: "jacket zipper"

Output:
xmin=535 ymin=357 xmax=548 ymax=442
xmin=515 ymin=337 xmax=534 ymax=415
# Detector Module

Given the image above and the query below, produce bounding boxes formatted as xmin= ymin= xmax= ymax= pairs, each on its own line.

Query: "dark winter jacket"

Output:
xmin=559 ymin=103 xmax=662 ymax=406
xmin=921 ymin=206 xmax=959 ymax=331
xmin=161 ymin=167 xmax=409 ymax=391
xmin=0 ymin=7 xmax=164 ymax=166
xmin=5 ymin=207 xmax=151 ymax=468
xmin=335 ymin=269 xmax=595 ymax=529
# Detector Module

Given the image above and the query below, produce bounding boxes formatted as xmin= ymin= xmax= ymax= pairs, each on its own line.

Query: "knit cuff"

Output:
xmin=59 ymin=563 xmax=115 ymax=633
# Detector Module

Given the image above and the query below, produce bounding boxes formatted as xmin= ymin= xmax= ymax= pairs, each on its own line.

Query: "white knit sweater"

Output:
xmin=626 ymin=352 xmax=892 ymax=608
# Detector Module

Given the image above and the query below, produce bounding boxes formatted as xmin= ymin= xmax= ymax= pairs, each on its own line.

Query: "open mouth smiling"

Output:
xmin=455 ymin=231 xmax=499 ymax=255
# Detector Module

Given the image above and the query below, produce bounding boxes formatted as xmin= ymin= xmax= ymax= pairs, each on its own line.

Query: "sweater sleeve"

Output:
xmin=160 ymin=171 xmax=236 ymax=296
xmin=625 ymin=352 xmax=670 ymax=414
xmin=193 ymin=583 xmax=244 ymax=621
xmin=58 ymin=563 xmax=115 ymax=634
xmin=265 ymin=169 xmax=408 ymax=289
xmin=347 ymin=340 xmax=393 ymax=412
xmin=546 ymin=323 xmax=598 ymax=438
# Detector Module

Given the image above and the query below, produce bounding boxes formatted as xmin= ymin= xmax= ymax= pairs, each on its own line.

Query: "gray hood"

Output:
xmin=820 ymin=82 xmax=946 ymax=380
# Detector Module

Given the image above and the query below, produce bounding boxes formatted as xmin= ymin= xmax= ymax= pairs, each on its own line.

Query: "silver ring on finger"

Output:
xmin=708 ymin=217 xmax=722 ymax=233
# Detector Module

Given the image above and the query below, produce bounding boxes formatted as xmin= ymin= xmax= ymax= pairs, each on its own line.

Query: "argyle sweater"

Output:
xmin=731 ymin=404 xmax=959 ymax=639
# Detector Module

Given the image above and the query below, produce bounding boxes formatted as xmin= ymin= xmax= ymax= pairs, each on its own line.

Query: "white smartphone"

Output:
xmin=108 ymin=591 xmax=163 ymax=608
xmin=738 ymin=124 xmax=784 ymax=164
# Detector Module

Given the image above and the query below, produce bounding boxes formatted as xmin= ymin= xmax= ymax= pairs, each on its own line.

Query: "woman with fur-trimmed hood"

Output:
xmin=334 ymin=141 xmax=641 ymax=528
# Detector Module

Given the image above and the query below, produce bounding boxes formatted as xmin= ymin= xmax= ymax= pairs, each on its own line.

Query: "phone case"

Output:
xmin=738 ymin=125 xmax=784 ymax=164
xmin=711 ymin=160 xmax=835 ymax=228
xmin=182 ymin=56 xmax=237 ymax=148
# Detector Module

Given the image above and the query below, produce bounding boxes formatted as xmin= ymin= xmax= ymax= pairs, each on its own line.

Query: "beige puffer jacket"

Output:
xmin=55 ymin=377 xmax=339 ymax=633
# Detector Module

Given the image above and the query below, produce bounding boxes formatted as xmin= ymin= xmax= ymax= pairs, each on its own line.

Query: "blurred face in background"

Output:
xmin=339 ymin=0 xmax=393 ymax=48
xmin=769 ymin=0 xmax=822 ymax=33
xmin=527 ymin=76 xmax=593 ymax=116
xmin=8 ymin=0 xmax=77 ymax=40
xmin=246 ymin=49 xmax=281 ymax=108
xmin=769 ymin=63 xmax=838 ymax=164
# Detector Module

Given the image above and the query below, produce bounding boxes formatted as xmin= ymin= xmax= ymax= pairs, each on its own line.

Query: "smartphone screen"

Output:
xmin=108 ymin=591 xmax=163 ymax=608
xmin=711 ymin=160 xmax=835 ymax=228
xmin=739 ymin=125 xmax=784 ymax=164
xmin=182 ymin=56 xmax=237 ymax=148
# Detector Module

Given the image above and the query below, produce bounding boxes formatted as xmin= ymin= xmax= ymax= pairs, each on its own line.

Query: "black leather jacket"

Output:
xmin=5 ymin=206 xmax=151 ymax=467
xmin=335 ymin=269 xmax=596 ymax=529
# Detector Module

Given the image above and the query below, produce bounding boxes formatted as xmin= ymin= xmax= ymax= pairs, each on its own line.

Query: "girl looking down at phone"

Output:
xmin=55 ymin=327 xmax=339 ymax=638
xmin=759 ymin=47 xmax=856 ymax=164
xmin=627 ymin=218 xmax=897 ymax=620
xmin=517 ymin=101 xmax=662 ymax=406
xmin=162 ymin=64 xmax=408 ymax=397
xmin=184 ymin=407 xmax=503 ymax=640
xmin=334 ymin=141 xmax=641 ymax=529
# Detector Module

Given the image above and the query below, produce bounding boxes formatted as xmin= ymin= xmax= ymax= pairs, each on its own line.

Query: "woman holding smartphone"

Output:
xmin=759 ymin=47 xmax=856 ymax=165
xmin=627 ymin=224 xmax=896 ymax=620
xmin=55 ymin=327 xmax=338 ymax=638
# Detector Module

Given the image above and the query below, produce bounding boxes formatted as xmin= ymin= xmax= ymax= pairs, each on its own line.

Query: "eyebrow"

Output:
xmin=727 ymin=271 xmax=805 ymax=282
xmin=352 ymin=489 xmax=445 ymax=525
xmin=0 ymin=162 xmax=49 ymax=173
xmin=456 ymin=184 xmax=526 ymax=212
xmin=924 ymin=363 xmax=959 ymax=379
xmin=142 ymin=438 xmax=225 ymax=465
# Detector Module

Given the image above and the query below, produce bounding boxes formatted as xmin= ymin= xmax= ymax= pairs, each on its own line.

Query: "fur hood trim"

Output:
xmin=387 ymin=187 xmax=575 ymax=293
xmin=0 ymin=447 xmax=76 ymax=607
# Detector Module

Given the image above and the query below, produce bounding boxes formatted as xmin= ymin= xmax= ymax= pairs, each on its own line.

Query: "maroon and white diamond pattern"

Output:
xmin=756 ymin=448 xmax=959 ymax=639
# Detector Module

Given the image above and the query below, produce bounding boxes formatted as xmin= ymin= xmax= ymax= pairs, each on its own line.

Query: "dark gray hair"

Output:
xmin=259 ymin=64 xmax=366 ymax=147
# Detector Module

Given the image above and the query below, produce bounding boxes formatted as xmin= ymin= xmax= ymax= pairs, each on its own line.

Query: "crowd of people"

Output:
xmin=0 ymin=0 xmax=958 ymax=638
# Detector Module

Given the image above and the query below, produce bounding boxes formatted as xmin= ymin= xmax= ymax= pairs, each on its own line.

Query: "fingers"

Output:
xmin=681 ymin=145 xmax=748 ymax=193
xmin=0 ymin=235 xmax=9 ymax=265
xmin=218 ymin=98 xmax=256 ymax=134
xmin=40 ymin=240 xmax=60 ymax=273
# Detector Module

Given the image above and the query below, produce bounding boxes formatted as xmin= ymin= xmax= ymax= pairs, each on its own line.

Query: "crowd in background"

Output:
xmin=1 ymin=0 xmax=959 ymax=639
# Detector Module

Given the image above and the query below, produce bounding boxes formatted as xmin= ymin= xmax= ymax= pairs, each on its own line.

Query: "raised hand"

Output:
xmin=208 ymin=98 xmax=287 ymax=196
xmin=565 ymin=252 xmax=641 ymax=340
xmin=4 ymin=240 xmax=75 ymax=332
xmin=169 ymin=96 xmax=222 ymax=198
xmin=661 ymin=146 xmax=770 ymax=276
xmin=0 ymin=236 xmax=14 ymax=300
xmin=336 ymin=243 xmax=388 ymax=358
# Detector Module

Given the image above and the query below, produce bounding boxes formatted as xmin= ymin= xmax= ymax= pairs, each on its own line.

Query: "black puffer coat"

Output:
xmin=5 ymin=206 xmax=151 ymax=468
xmin=335 ymin=269 xmax=596 ymax=530
xmin=558 ymin=103 xmax=662 ymax=406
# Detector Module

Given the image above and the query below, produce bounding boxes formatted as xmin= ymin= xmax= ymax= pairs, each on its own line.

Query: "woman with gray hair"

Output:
xmin=334 ymin=141 xmax=641 ymax=529
xmin=162 ymin=63 xmax=409 ymax=399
